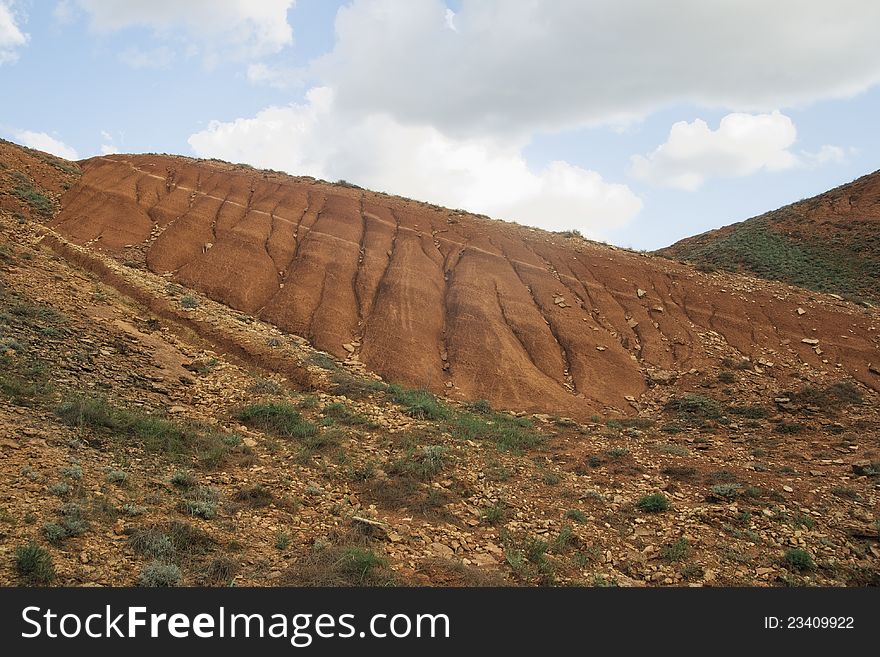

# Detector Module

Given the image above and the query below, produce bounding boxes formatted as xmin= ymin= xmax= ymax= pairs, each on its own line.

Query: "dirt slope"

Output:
xmin=658 ymin=171 xmax=880 ymax=305
xmin=49 ymin=154 xmax=880 ymax=418
xmin=2 ymin=140 xmax=878 ymax=588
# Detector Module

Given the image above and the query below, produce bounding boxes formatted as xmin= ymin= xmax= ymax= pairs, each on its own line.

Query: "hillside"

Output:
xmin=1 ymin=139 xmax=878 ymax=588
xmin=50 ymin=154 xmax=880 ymax=418
xmin=658 ymin=171 xmax=880 ymax=305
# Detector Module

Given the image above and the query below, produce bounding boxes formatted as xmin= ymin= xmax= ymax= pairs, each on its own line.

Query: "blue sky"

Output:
xmin=2 ymin=0 xmax=879 ymax=250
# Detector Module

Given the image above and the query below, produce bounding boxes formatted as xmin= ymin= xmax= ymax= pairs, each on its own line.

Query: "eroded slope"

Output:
xmin=51 ymin=155 xmax=880 ymax=418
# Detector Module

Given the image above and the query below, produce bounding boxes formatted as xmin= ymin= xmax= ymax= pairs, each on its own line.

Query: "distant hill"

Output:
xmin=657 ymin=171 xmax=880 ymax=305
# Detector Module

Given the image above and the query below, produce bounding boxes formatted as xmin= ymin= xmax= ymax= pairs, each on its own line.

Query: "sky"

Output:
xmin=2 ymin=0 xmax=879 ymax=250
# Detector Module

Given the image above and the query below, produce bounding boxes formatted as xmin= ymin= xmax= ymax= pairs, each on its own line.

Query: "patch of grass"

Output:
xmin=329 ymin=371 xmax=386 ymax=398
xmin=774 ymin=421 xmax=805 ymax=434
xmin=790 ymin=513 xmax=816 ymax=530
xmin=179 ymin=295 xmax=198 ymax=309
xmin=275 ymin=531 xmax=291 ymax=551
xmin=170 ymin=470 xmax=196 ymax=489
xmin=233 ymin=484 xmax=273 ymax=507
xmin=181 ymin=486 xmax=219 ymax=519
xmin=636 ymin=493 xmax=670 ymax=513
xmin=729 ymin=405 xmax=769 ymax=419
xmin=61 ymin=465 xmax=82 ymax=480
xmin=537 ymin=471 xmax=559 ymax=486
xmin=205 ymin=556 xmax=237 ymax=585
xmin=481 ymin=503 xmax=508 ymax=525
xmin=830 ymin=486 xmax=861 ymax=501
xmin=783 ymin=548 xmax=815 ymax=571
xmin=661 ymin=537 xmax=691 ymax=562
xmin=664 ymin=394 xmax=722 ymax=420
xmin=106 ymin=470 xmax=128 ymax=484
xmin=605 ymin=447 xmax=630 ymax=459
xmin=708 ymin=483 xmax=743 ymax=502
xmin=321 ymin=402 xmax=372 ymax=426
xmin=129 ymin=521 xmax=215 ymax=562
xmin=387 ymin=384 xmax=449 ymax=420
xmin=249 ymin=378 xmax=283 ymax=394
xmin=13 ymin=178 xmax=54 ymax=217
xmin=139 ymin=561 xmax=181 ymax=587
xmin=662 ymin=216 xmax=880 ymax=303
xmin=283 ymin=530 xmax=397 ymax=586
xmin=388 ymin=445 xmax=449 ymax=480
xmin=550 ymin=526 xmax=576 ymax=554
xmin=654 ymin=443 xmax=691 ymax=456
xmin=565 ymin=509 xmax=587 ymax=523
xmin=718 ymin=370 xmax=736 ymax=384
xmin=237 ymin=402 xmax=318 ymax=440
xmin=661 ymin=465 xmax=697 ymax=480
xmin=15 ymin=543 xmax=55 ymax=585
xmin=452 ymin=410 xmax=542 ymax=453
xmin=48 ymin=482 xmax=70 ymax=496
xmin=305 ymin=352 xmax=338 ymax=371
xmin=465 ymin=399 xmax=492 ymax=414
xmin=56 ymin=395 xmax=231 ymax=462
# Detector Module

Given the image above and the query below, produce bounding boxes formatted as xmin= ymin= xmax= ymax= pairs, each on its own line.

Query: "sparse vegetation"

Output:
xmin=784 ymin=548 xmax=815 ymax=571
xmin=139 ymin=561 xmax=181 ymax=587
xmin=15 ymin=543 xmax=55 ymax=585
xmin=237 ymin=402 xmax=318 ymax=440
xmin=636 ymin=493 xmax=670 ymax=513
xmin=387 ymin=385 xmax=449 ymax=420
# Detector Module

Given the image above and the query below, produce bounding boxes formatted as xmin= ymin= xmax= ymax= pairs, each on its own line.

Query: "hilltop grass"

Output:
xmin=56 ymin=394 xmax=248 ymax=467
xmin=664 ymin=217 xmax=879 ymax=304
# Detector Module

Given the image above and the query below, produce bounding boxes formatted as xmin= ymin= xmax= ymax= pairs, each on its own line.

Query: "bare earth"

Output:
xmin=1 ymin=139 xmax=878 ymax=587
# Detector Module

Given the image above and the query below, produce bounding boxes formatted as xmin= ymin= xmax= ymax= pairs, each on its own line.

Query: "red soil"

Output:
xmin=51 ymin=154 xmax=880 ymax=417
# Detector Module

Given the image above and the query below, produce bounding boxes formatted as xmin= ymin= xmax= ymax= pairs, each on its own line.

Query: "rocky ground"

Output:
xmin=0 ymin=141 xmax=878 ymax=587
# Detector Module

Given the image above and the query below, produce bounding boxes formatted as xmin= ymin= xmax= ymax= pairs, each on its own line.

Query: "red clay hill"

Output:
xmin=50 ymin=153 xmax=880 ymax=417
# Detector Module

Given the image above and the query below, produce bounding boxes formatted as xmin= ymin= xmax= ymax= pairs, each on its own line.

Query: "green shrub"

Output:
xmin=729 ymin=405 xmax=769 ymax=419
xmin=61 ymin=465 xmax=83 ymax=480
xmin=139 ymin=561 xmax=181 ymax=587
xmin=481 ymin=504 xmax=507 ymax=525
xmin=709 ymin=483 xmax=743 ymax=501
xmin=661 ymin=537 xmax=690 ymax=562
xmin=234 ymin=484 xmax=273 ymax=507
xmin=665 ymin=394 xmax=722 ymax=420
xmin=565 ymin=509 xmax=587 ymax=523
xmin=15 ymin=543 xmax=55 ymax=585
xmin=237 ymin=402 xmax=318 ymax=439
xmin=784 ymin=548 xmax=815 ymax=571
xmin=337 ymin=547 xmax=387 ymax=579
xmin=181 ymin=487 xmax=219 ymax=519
xmin=636 ymin=493 xmax=670 ymax=513
xmin=170 ymin=470 xmax=196 ymax=489
xmin=106 ymin=470 xmax=128 ymax=484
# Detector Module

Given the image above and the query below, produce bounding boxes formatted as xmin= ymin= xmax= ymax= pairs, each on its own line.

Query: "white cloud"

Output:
xmin=0 ymin=1 xmax=28 ymax=65
xmin=13 ymin=130 xmax=79 ymax=160
xmin=188 ymin=87 xmax=641 ymax=237
xmin=630 ymin=112 xmax=804 ymax=190
xmin=75 ymin=0 xmax=295 ymax=64
xmin=801 ymin=144 xmax=847 ymax=167
xmin=100 ymin=144 xmax=119 ymax=155
xmin=312 ymin=0 xmax=880 ymax=137
xmin=119 ymin=45 xmax=175 ymax=69
xmin=246 ymin=62 xmax=303 ymax=90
